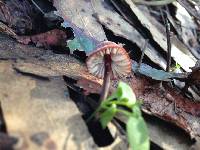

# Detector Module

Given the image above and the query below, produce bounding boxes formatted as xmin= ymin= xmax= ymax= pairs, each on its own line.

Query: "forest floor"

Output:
xmin=0 ymin=0 xmax=200 ymax=150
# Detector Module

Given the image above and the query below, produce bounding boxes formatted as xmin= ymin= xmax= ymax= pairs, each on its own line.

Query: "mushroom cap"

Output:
xmin=86 ymin=41 xmax=131 ymax=79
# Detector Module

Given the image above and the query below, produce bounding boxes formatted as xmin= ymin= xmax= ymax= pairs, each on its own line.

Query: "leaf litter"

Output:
xmin=0 ymin=0 xmax=200 ymax=149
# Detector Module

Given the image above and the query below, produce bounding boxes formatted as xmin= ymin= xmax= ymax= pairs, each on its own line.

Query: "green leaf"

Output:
xmin=127 ymin=116 xmax=150 ymax=150
xmin=99 ymin=104 xmax=117 ymax=129
xmin=131 ymin=103 xmax=142 ymax=117
xmin=115 ymin=81 xmax=136 ymax=107
xmin=107 ymin=82 xmax=136 ymax=108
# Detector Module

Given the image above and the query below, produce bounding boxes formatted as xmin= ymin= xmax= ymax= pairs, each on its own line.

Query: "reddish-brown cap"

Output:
xmin=86 ymin=41 xmax=131 ymax=79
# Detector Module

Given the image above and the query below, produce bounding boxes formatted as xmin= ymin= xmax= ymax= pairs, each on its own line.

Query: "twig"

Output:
xmin=161 ymin=8 xmax=171 ymax=72
xmin=112 ymin=119 xmax=126 ymax=136
xmin=165 ymin=18 xmax=172 ymax=72
xmin=132 ymin=0 xmax=176 ymax=6
xmin=30 ymin=0 xmax=45 ymax=15
xmin=110 ymin=0 xmax=135 ymax=27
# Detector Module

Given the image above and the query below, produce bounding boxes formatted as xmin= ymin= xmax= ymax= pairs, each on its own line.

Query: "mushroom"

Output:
xmin=86 ymin=41 xmax=131 ymax=102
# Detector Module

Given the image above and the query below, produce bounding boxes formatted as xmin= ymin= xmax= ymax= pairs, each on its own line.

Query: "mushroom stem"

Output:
xmin=99 ymin=54 xmax=112 ymax=102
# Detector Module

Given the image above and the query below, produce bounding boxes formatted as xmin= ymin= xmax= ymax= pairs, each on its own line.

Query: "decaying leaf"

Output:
xmin=62 ymin=20 xmax=98 ymax=53
xmin=177 ymin=0 xmax=200 ymax=21
xmin=121 ymin=0 xmax=197 ymax=71
xmin=132 ymin=61 xmax=187 ymax=81
xmin=52 ymin=0 xmax=107 ymax=54
xmin=17 ymin=29 xmax=68 ymax=49
xmin=76 ymin=77 xmax=102 ymax=95
xmin=188 ymin=65 xmax=200 ymax=85
xmin=0 ymin=0 xmax=44 ymax=35
xmin=184 ymin=60 xmax=200 ymax=90
xmin=76 ymin=73 xmax=200 ymax=138
xmin=94 ymin=0 xmax=167 ymax=69
xmin=175 ymin=2 xmax=200 ymax=59
xmin=53 ymin=0 xmax=106 ymax=41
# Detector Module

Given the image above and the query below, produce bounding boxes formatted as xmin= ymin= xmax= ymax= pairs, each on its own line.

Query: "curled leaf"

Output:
xmin=108 ymin=81 xmax=136 ymax=107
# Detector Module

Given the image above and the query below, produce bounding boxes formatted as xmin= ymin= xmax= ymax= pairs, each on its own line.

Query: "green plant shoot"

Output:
xmin=96 ymin=81 xmax=150 ymax=150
